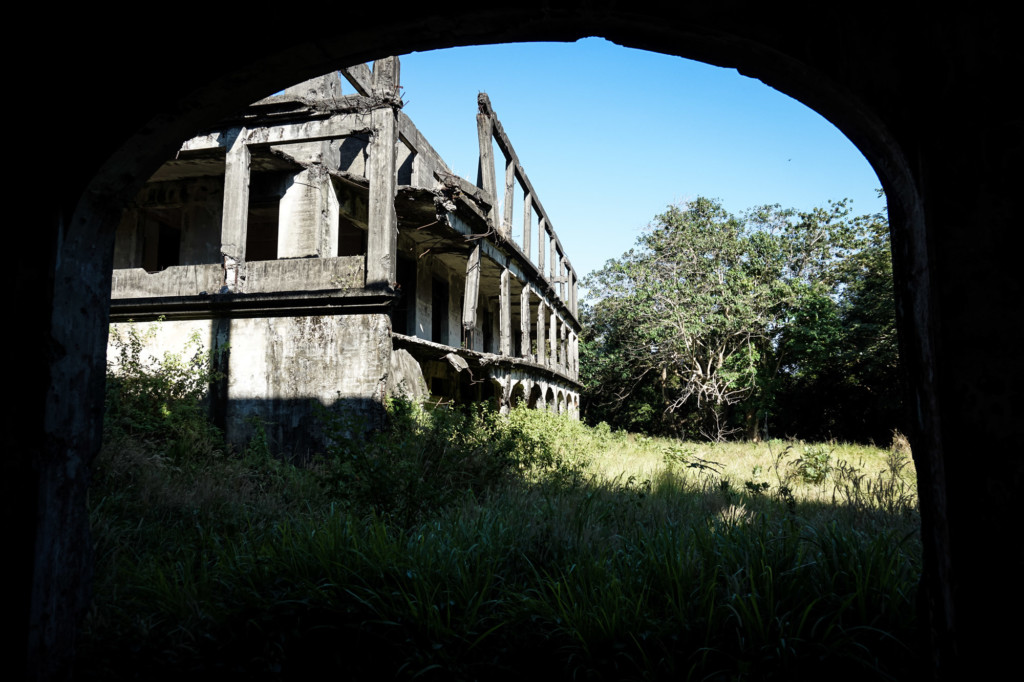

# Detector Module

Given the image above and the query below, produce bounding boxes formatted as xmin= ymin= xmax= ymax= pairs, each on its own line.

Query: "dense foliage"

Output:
xmin=581 ymin=197 xmax=901 ymax=442
xmin=83 ymin=332 xmax=920 ymax=680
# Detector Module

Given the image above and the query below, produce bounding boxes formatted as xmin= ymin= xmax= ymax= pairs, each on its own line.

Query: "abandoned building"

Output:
xmin=107 ymin=56 xmax=582 ymax=454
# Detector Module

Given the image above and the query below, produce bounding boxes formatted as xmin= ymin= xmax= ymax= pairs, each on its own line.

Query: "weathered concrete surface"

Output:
xmin=111 ymin=265 xmax=225 ymax=298
xmin=223 ymin=313 xmax=391 ymax=456
xmin=109 ymin=313 xmax=391 ymax=458
xmin=387 ymin=348 xmax=429 ymax=402
xmin=245 ymin=256 xmax=364 ymax=293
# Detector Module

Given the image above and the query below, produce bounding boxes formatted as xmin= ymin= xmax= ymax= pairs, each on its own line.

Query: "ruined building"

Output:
xmin=108 ymin=56 xmax=582 ymax=455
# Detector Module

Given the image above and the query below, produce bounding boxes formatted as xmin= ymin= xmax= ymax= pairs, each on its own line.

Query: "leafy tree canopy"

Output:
xmin=581 ymin=196 xmax=900 ymax=442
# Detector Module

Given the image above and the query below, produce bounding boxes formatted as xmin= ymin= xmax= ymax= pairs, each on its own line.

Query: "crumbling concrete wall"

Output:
xmin=107 ymin=312 xmax=391 ymax=459
xmin=224 ymin=313 xmax=391 ymax=458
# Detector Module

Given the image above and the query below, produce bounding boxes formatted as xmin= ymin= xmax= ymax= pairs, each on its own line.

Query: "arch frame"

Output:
xmin=23 ymin=7 xmax=1018 ymax=678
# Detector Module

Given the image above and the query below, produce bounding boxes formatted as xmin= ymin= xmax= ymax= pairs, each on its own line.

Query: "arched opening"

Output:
xmin=528 ymin=383 xmax=542 ymax=410
xmin=509 ymin=381 xmax=526 ymax=408
xmin=31 ymin=9 xmax=1015 ymax=678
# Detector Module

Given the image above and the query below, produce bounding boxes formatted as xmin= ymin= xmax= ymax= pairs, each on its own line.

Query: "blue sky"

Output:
xmin=385 ymin=38 xmax=884 ymax=280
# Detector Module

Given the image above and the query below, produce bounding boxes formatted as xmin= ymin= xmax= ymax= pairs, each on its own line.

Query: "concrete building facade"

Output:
xmin=108 ymin=56 xmax=581 ymax=456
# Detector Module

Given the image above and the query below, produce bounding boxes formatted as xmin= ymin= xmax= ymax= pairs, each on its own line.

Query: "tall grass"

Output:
xmin=82 ymin=349 xmax=921 ymax=680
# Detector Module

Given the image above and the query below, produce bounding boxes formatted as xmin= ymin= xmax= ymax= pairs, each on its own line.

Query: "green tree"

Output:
xmin=582 ymin=197 xmax=899 ymax=441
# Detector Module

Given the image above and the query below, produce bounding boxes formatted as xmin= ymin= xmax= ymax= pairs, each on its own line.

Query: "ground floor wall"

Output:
xmin=108 ymin=313 xmax=392 ymax=459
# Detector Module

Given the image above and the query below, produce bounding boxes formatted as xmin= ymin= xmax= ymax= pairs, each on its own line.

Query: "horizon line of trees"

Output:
xmin=579 ymin=195 xmax=903 ymax=443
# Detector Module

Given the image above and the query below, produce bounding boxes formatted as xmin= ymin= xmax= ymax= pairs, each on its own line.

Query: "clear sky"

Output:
xmin=381 ymin=38 xmax=884 ymax=280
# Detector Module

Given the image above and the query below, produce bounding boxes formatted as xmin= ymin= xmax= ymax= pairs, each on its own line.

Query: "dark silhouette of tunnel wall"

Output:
xmin=20 ymin=5 xmax=1020 ymax=680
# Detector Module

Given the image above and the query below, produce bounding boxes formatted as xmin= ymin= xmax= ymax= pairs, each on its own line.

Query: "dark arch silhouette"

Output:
xmin=21 ymin=7 xmax=1018 ymax=679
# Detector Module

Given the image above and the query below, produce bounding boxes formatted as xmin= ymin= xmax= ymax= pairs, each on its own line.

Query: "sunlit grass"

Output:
xmin=81 ymin=400 xmax=921 ymax=680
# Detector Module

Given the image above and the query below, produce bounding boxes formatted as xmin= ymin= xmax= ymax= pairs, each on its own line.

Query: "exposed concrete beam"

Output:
xmin=283 ymin=72 xmax=343 ymax=101
xmin=341 ymin=63 xmax=373 ymax=96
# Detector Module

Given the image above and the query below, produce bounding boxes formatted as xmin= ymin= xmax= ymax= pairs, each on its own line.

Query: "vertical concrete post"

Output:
xmin=522 ymin=193 xmax=532 ymax=261
xmin=559 ymin=258 xmax=566 ymax=301
xmin=520 ymin=283 xmax=531 ymax=359
xmin=571 ymin=274 xmax=578 ymax=317
xmin=319 ymin=167 xmax=339 ymax=258
xmin=366 ymin=56 xmax=400 ymax=289
xmin=499 ymin=266 xmax=511 ymax=355
xmin=462 ymin=244 xmax=481 ymax=342
xmin=549 ymin=237 xmax=557 ymax=283
xmin=570 ymin=331 xmax=578 ymax=380
xmin=416 ymin=252 xmax=432 ymax=340
xmin=537 ymin=217 xmax=546 ymax=274
xmin=536 ymin=300 xmax=546 ymax=366
xmin=502 ymin=157 xmax=515 ymax=240
xmin=549 ymin=308 xmax=557 ymax=366
xmin=476 ymin=101 xmax=497 ymax=228
xmin=221 ymin=130 xmax=250 ymax=291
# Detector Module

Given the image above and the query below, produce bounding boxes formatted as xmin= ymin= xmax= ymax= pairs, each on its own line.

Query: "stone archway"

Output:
xmin=28 ymin=8 xmax=1017 ymax=678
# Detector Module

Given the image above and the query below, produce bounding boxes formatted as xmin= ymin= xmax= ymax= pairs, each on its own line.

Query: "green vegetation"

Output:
xmin=82 ymin=338 xmax=921 ymax=680
xmin=581 ymin=197 xmax=901 ymax=443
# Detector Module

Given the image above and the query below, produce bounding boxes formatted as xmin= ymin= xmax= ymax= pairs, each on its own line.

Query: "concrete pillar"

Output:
xmin=476 ymin=107 xmax=497 ymax=227
xmin=366 ymin=57 xmax=400 ymax=289
xmin=463 ymin=244 xmax=481 ymax=341
xmin=537 ymin=218 xmax=546 ymax=275
xmin=522 ymin=192 xmax=532 ymax=261
xmin=536 ymin=300 xmax=546 ymax=366
xmin=549 ymin=308 xmax=557 ymax=366
xmin=415 ymin=253 xmax=432 ymax=340
xmin=502 ymin=155 xmax=514 ymax=239
xmin=520 ymin=284 xmax=531 ymax=359
xmin=221 ymin=131 xmax=250 ymax=291
xmin=278 ymin=167 xmax=337 ymax=258
xmin=499 ymin=266 xmax=511 ymax=355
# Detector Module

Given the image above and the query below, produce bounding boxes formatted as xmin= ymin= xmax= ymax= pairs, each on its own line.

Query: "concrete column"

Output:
xmin=366 ymin=56 xmax=400 ymax=289
xmin=476 ymin=109 xmax=497 ymax=227
xmin=549 ymin=237 xmax=557 ymax=282
xmin=462 ymin=244 xmax=481 ymax=343
xmin=522 ymin=192 xmax=532 ymax=261
xmin=520 ymin=284 xmax=531 ymax=359
xmin=502 ymin=156 xmax=515 ymax=239
xmin=278 ymin=167 xmax=337 ymax=258
xmin=499 ymin=266 xmax=511 ymax=355
xmin=549 ymin=308 xmax=557 ymax=366
xmin=559 ymin=258 xmax=566 ymax=301
xmin=415 ymin=253 xmax=432 ymax=340
xmin=537 ymin=218 xmax=546 ymax=274
xmin=536 ymin=300 xmax=546 ymax=366
xmin=221 ymin=131 xmax=250 ymax=291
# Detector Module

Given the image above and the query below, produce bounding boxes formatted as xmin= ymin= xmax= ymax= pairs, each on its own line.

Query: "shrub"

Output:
xmin=105 ymin=321 xmax=224 ymax=445
xmin=791 ymin=444 xmax=833 ymax=484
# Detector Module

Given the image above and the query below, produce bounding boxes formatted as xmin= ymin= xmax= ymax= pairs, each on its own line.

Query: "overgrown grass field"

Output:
xmin=83 ymin=327 xmax=920 ymax=679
